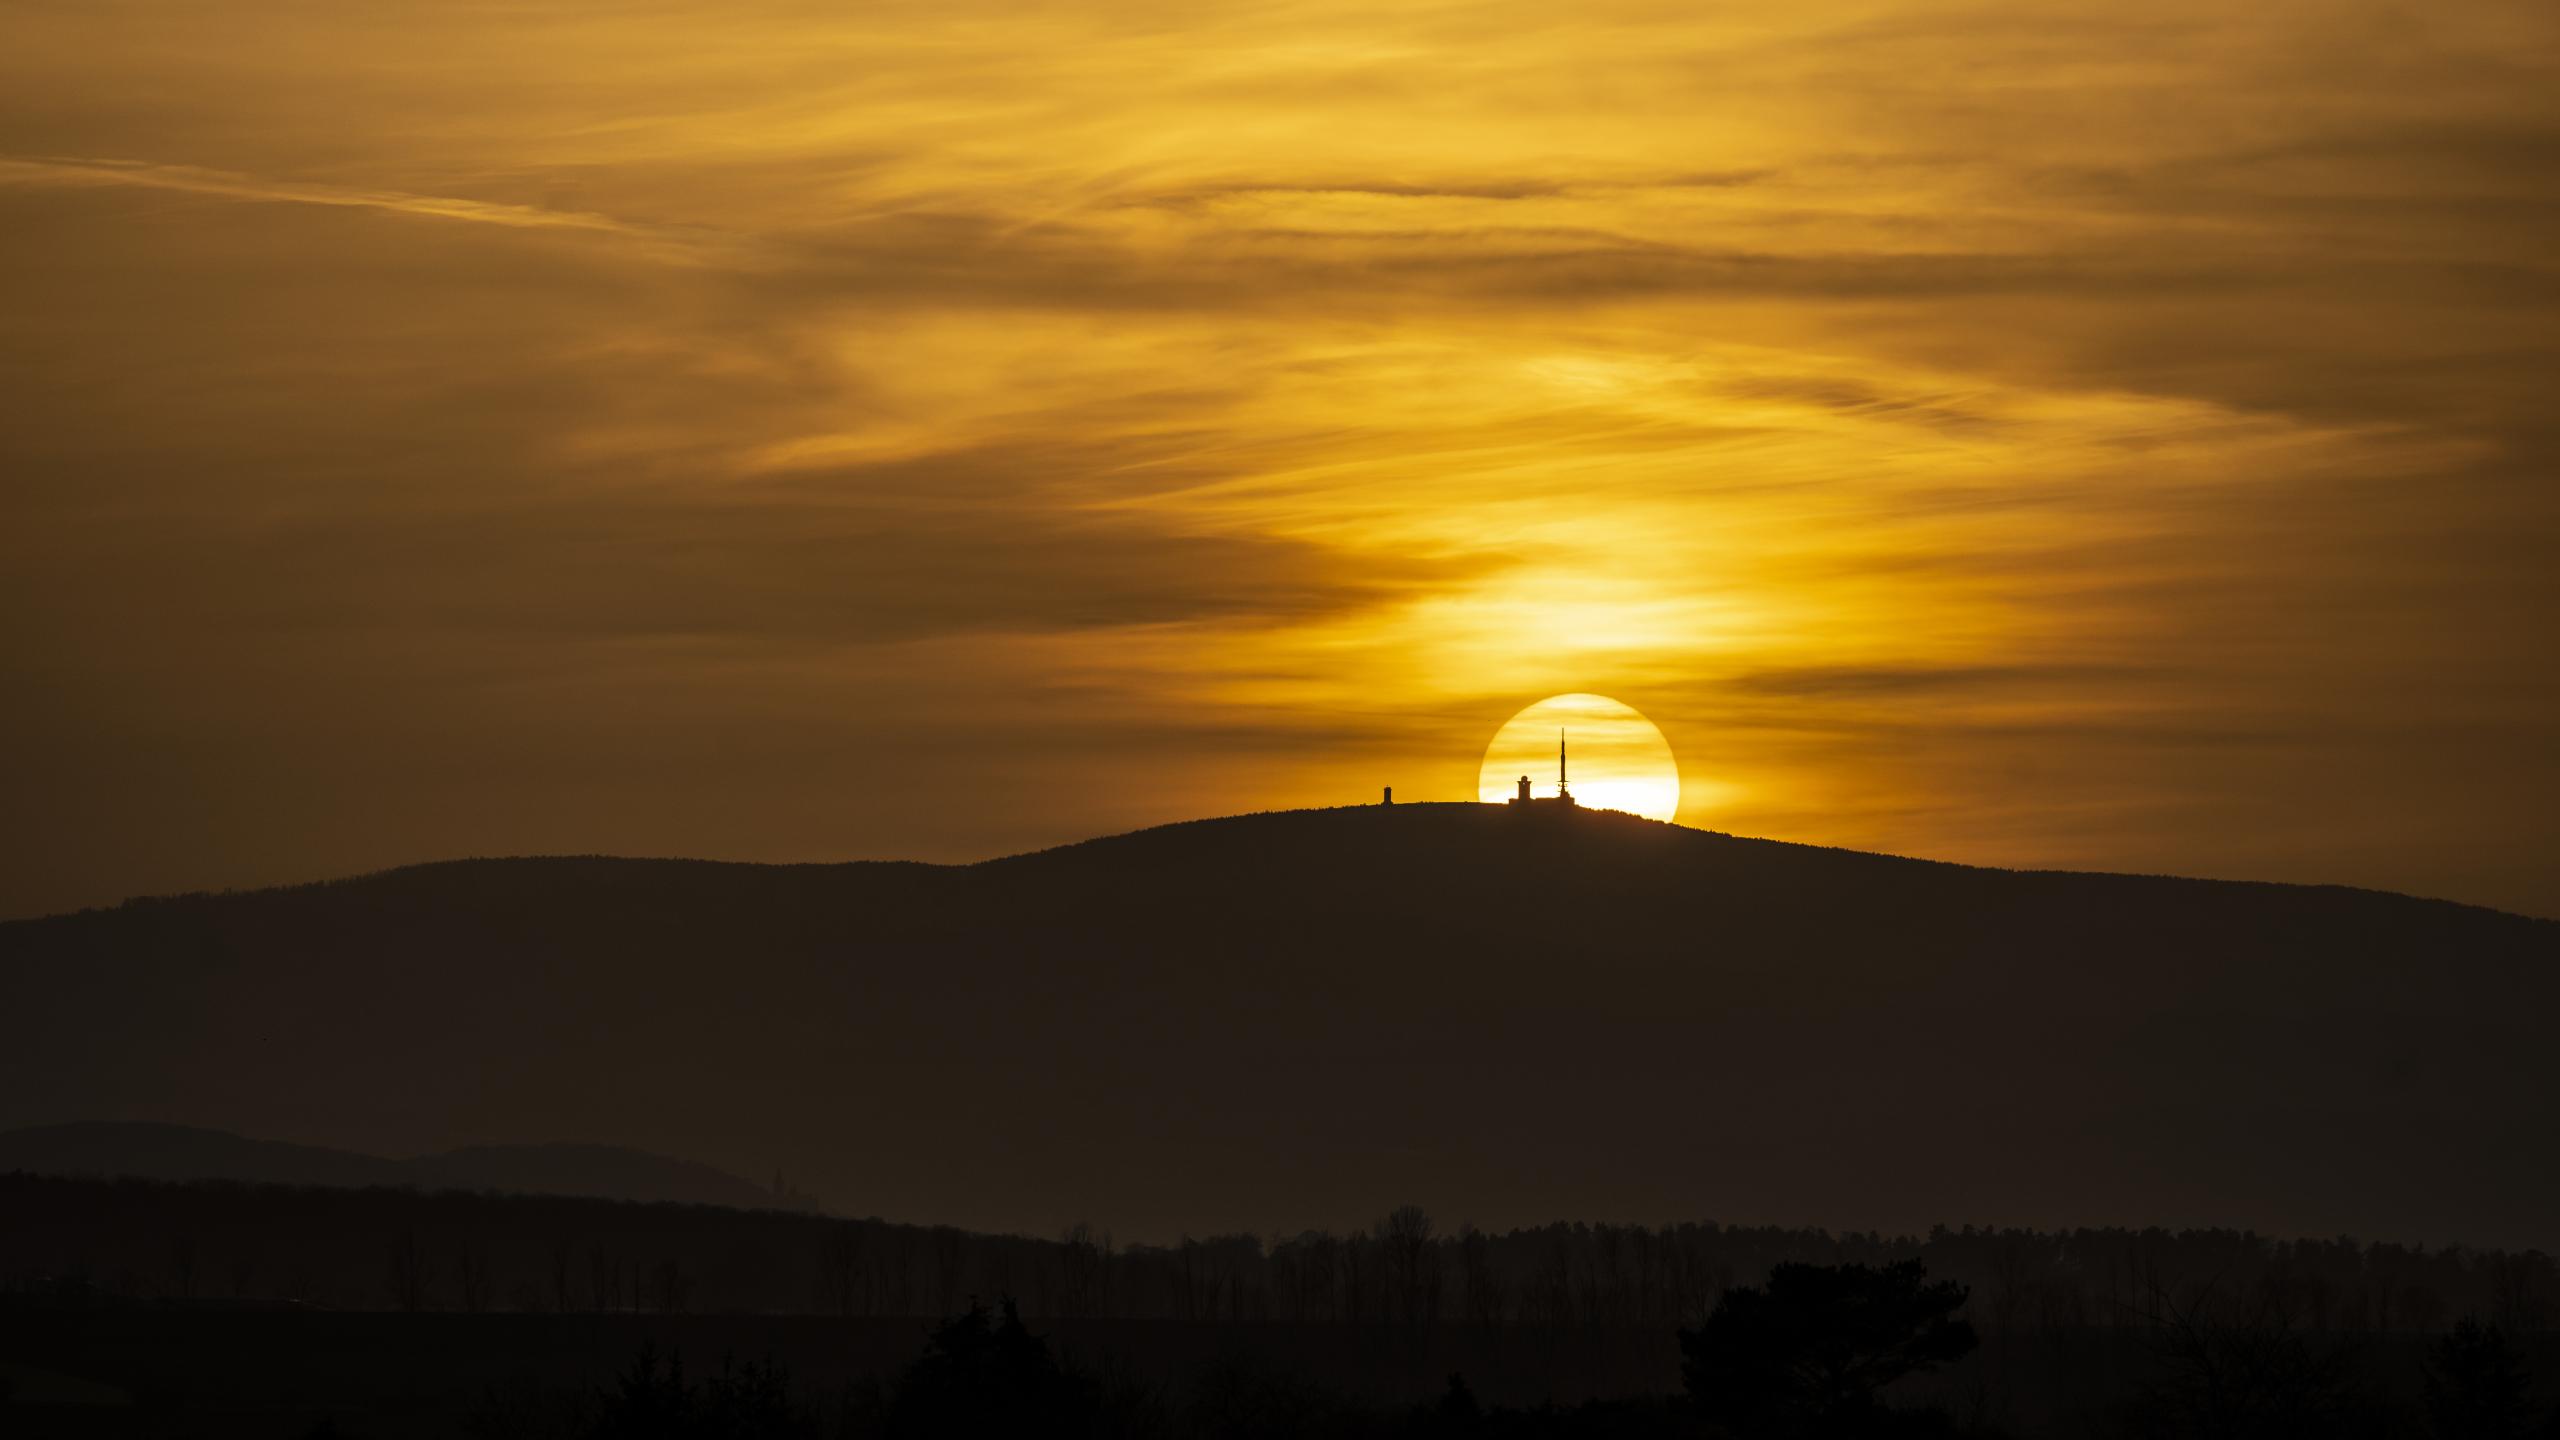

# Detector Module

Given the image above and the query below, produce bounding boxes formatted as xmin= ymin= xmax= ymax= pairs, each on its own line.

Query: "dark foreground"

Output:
xmin=7 ymin=1174 xmax=2559 ymax=1435
xmin=7 ymin=1302 xmax=2558 ymax=1438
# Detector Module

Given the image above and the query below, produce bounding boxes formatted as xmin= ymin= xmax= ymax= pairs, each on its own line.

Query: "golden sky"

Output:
xmin=3 ymin=0 xmax=2555 ymax=917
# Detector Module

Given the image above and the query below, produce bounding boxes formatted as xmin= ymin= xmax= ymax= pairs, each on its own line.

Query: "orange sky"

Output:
xmin=3 ymin=0 xmax=2555 ymax=918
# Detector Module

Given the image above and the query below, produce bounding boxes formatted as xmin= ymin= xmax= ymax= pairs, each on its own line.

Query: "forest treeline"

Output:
xmin=4 ymin=1172 xmax=2551 ymax=1339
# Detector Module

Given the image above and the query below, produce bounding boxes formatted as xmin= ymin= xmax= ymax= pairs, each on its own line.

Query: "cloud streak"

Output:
xmin=0 ymin=155 xmax=746 ymax=265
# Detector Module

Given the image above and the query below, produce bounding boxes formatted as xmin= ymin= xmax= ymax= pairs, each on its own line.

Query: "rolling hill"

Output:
xmin=0 ymin=1120 xmax=782 ymax=1209
xmin=2 ymin=804 xmax=2551 ymax=1245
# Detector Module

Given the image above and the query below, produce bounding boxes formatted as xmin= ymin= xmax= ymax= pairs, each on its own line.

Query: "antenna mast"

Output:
xmin=1559 ymin=728 xmax=1568 ymax=795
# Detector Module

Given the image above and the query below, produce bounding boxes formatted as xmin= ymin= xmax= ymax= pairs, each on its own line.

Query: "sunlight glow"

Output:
xmin=1476 ymin=694 xmax=1681 ymax=823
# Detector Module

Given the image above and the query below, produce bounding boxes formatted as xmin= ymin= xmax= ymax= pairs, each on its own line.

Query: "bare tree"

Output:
xmin=386 ymin=1230 xmax=430 ymax=1312
xmin=589 ymin=1245 xmax=619 ymax=1313
xmin=1059 ymin=1223 xmax=1103 ymax=1320
xmin=166 ymin=1230 xmax=197 ymax=1301
xmin=931 ymin=1225 xmax=966 ymax=1315
xmin=455 ymin=1245 xmax=488 ymax=1314
xmin=551 ymin=1237 xmax=574 ymax=1313
xmin=651 ymin=1257 xmax=690 ymax=1314
xmin=2128 ymin=1276 xmax=2365 ymax=1437
xmin=1377 ymin=1206 xmax=1439 ymax=1334
xmin=2490 ymin=1251 xmax=2554 ymax=1336
xmin=1527 ymin=1238 xmax=1572 ymax=1342
xmin=981 ymin=1240 xmax=1013 ymax=1312
xmin=1459 ymin=1224 xmax=1504 ymax=1331
xmin=1592 ymin=1224 xmax=1627 ymax=1330
xmin=1303 ymin=1231 xmax=1340 ymax=1323
xmin=822 ymin=1221 xmax=867 ymax=1317
xmin=227 ymin=1236 xmax=261 ymax=1300
xmin=1176 ymin=1236 xmax=1206 ymax=1323
xmin=1266 ymin=1230 xmax=1331 ymax=1323
xmin=1340 ymin=1231 xmax=1371 ymax=1327
xmin=883 ymin=1229 xmax=916 ymax=1316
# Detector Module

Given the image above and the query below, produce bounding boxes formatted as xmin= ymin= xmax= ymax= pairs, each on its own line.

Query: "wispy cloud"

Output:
xmin=0 ymin=156 xmax=745 ymax=265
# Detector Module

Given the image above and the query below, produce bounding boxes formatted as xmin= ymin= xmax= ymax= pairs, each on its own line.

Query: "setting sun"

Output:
xmin=1476 ymin=693 xmax=1681 ymax=823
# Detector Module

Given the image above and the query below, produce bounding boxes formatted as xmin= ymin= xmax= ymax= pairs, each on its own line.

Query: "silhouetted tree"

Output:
xmin=589 ymin=1243 xmax=618 ymax=1312
xmin=551 ymin=1235 xmax=575 ymax=1313
xmin=456 ymin=1244 xmax=488 ymax=1313
xmin=386 ymin=1229 xmax=430 ymax=1311
xmin=1381 ymin=1205 xmax=1441 ymax=1332
xmin=1439 ymin=1372 xmax=1483 ymax=1424
xmin=1057 ymin=1222 xmax=1104 ymax=1319
xmin=2424 ymin=1319 xmax=2537 ymax=1440
xmin=1680 ymin=1259 xmax=1975 ymax=1433
xmin=929 ymin=1226 xmax=965 ymax=1316
xmin=2127 ymin=1278 xmax=2365 ymax=1439
xmin=1459 ymin=1224 xmax=1504 ymax=1330
xmin=2489 ymin=1254 xmax=2558 ymax=1338
xmin=227 ymin=1234 xmax=261 ymax=1299
xmin=590 ymin=1343 xmax=802 ymax=1439
xmin=650 ymin=1256 xmax=690 ymax=1314
xmin=821 ymin=1220 xmax=867 ymax=1317
xmin=595 ymin=1343 xmax=690 ymax=1438
xmin=886 ymin=1297 xmax=1092 ymax=1437
xmin=166 ymin=1228 xmax=198 ymax=1299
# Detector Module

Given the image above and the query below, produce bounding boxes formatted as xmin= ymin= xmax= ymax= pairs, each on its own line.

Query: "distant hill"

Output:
xmin=0 ymin=1121 xmax=780 ymax=1210
xmin=2 ymin=804 xmax=2552 ymax=1245
xmin=0 ymin=1121 xmax=405 ymax=1190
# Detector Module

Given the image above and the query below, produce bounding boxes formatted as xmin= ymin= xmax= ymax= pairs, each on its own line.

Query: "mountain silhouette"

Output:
xmin=2 ymin=804 xmax=2551 ymax=1245
xmin=0 ymin=1120 xmax=781 ymax=1209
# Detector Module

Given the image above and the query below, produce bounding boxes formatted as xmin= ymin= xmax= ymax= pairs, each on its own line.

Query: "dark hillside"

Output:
xmin=0 ymin=1122 xmax=782 ymax=1209
xmin=0 ymin=1121 xmax=406 ymax=1190
xmin=2 ymin=805 xmax=2552 ymax=1243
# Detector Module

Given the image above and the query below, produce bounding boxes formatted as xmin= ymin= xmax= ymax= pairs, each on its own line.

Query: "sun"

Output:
xmin=1476 ymin=693 xmax=1681 ymax=823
